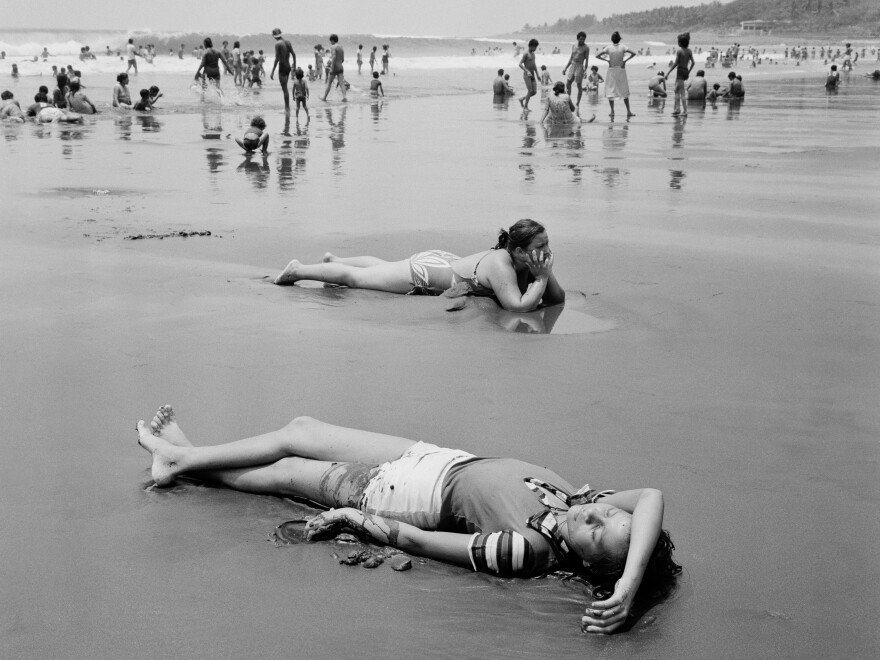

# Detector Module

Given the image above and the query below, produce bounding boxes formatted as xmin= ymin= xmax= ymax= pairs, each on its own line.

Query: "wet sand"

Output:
xmin=1 ymin=69 xmax=879 ymax=658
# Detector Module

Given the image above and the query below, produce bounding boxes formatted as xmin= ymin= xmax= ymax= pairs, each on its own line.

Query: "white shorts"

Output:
xmin=360 ymin=441 xmax=474 ymax=530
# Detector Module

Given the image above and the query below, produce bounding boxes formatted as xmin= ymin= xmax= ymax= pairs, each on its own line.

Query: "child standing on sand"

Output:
xmin=369 ymin=71 xmax=384 ymax=97
xmin=292 ymin=69 xmax=309 ymax=120
xmin=236 ymin=116 xmax=269 ymax=154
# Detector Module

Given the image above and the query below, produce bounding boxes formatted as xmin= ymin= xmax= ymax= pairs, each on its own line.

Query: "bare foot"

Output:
xmin=137 ymin=420 xmax=184 ymax=486
xmin=275 ymin=259 xmax=303 ymax=285
xmin=322 ymin=252 xmax=338 ymax=263
xmin=585 ymin=113 xmax=596 ymax=123
xmin=627 ymin=112 xmax=636 ymax=118
xmin=150 ymin=404 xmax=192 ymax=447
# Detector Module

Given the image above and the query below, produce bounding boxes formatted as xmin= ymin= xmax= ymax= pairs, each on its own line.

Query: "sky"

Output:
xmin=7 ymin=0 xmax=714 ymax=36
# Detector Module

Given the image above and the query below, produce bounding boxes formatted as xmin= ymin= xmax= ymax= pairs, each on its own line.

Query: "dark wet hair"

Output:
xmin=677 ymin=32 xmax=690 ymax=48
xmin=250 ymin=115 xmax=266 ymax=130
xmin=329 ymin=34 xmax=338 ymax=43
xmin=585 ymin=529 xmax=682 ymax=602
xmin=495 ymin=218 xmax=546 ymax=252
xmin=139 ymin=88 xmax=149 ymax=98
xmin=1 ymin=90 xmax=12 ymax=100
xmin=728 ymin=71 xmax=736 ymax=79
xmin=577 ymin=31 xmax=586 ymax=40
xmin=611 ymin=31 xmax=621 ymax=44
xmin=234 ymin=41 xmax=240 ymax=48
xmin=695 ymin=69 xmax=704 ymax=77
xmin=117 ymin=73 xmax=128 ymax=83
xmin=552 ymin=81 xmax=565 ymax=95
xmin=68 ymin=81 xmax=80 ymax=93
xmin=39 ymin=85 xmax=49 ymax=94
xmin=295 ymin=68 xmax=304 ymax=79
xmin=528 ymin=38 xmax=539 ymax=48
xmin=204 ymin=38 xmax=213 ymax=48
xmin=498 ymin=68 xmax=504 ymax=75
xmin=149 ymin=85 xmax=160 ymax=95
xmin=35 ymin=93 xmax=46 ymax=102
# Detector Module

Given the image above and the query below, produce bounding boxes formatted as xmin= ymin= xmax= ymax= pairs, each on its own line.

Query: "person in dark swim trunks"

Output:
xmin=194 ymin=37 xmax=232 ymax=89
xmin=270 ymin=28 xmax=296 ymax=110
xmin=137 ymin=405 xmax=680 ymax=634
xmin=274 ymin=219 xmax=566 ymax=312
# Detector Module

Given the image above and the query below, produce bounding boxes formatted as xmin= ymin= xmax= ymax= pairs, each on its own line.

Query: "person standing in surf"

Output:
xmin=595 ymin=32 xmax=636 ymax=120
xmin=270 ymin=28 xmax=296 ymax=111
xmin=562 ymin=32 xmax=590 ymax=107
xmin=518 ymin=38 xmax=540 ymax=111
xmin=194 ymin=38 xmax=233 ymax=93
xmin=321 ymin=34 xmax=346 ymax=102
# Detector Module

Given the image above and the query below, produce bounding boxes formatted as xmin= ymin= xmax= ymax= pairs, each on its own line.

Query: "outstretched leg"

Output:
xmin=137 ymin=407 xmax=417 ymax=486
xmin=322 ymin=253 xmax=388 ymax=267
xmin=274 ymin=258 xmax=413 ymax=292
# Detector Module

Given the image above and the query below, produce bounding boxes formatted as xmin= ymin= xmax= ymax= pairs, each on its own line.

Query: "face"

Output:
xmin=519 ymin=231 xmax=550 ymax=256
xmin=565 ymin=503 xmax=632 ymax=565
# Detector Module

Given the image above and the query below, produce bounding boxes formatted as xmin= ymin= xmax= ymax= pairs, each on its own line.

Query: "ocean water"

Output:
xmin=1 ymin=28 xmax=879 ymax=660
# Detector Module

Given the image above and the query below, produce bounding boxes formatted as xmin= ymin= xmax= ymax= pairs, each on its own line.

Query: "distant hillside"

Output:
xmin=526 ymin=0 xmax=880 ymax=36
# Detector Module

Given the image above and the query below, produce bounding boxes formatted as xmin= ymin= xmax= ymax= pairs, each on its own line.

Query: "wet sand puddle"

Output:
xmin=274 ymin=282 xmax=618 ymax=335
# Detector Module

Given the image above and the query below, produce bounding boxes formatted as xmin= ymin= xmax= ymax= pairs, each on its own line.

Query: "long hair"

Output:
xmin=495 ymin=218 xmax=545 ymax=252
xmin=584 ymin=529 xmax=682 ymax=602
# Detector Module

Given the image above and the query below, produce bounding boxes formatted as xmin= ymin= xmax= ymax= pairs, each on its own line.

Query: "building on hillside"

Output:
xmin=740 ymin=20 xmax=773 ymax=35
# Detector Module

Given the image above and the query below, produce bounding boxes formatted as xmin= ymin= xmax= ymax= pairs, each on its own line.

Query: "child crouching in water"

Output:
xmin=292 ymin=68 xmax=309 ymax=120
xmin=369 ymin=71 xmax=384 ymax=98
xmin=586 ymin=65 xmax=604 ymax=92
xmin=236 ymin=115 xmax=269 ymax=154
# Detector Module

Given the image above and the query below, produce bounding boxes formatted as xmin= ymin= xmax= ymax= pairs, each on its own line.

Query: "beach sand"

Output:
xmin=1 ymin=62 xmax=879 ymax=658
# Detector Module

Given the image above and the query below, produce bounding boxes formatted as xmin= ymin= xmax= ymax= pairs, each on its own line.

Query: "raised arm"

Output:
xmin=305 ymin=507 xmax=474 ymax=567
xmin=581 ymin=488 xmax=664 ymax=634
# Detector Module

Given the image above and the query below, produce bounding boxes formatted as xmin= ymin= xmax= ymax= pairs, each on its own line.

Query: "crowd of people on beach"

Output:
xmin=484 ymin=31 xmax=877 ymax=124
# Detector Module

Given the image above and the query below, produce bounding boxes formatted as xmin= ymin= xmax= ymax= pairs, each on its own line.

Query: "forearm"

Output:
xmin=509 ymin=277 xmax=548 ymax=312
xmin=322 ymin=509 xmax=472 ymax=567
xmin=542 ymin=272 xmax=565 ymax=305
xmin=617 ymin=489 xmax=663 ymax=596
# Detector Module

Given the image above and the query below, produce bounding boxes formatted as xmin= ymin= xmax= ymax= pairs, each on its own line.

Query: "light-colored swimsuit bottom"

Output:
xmin=359 ymin=441 xmax=475 ymax=530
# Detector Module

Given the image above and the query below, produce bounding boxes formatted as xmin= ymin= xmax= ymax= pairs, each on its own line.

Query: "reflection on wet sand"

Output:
xmin=200 ymin=108 xmax=223 ymax=139
xmin=519 ymin=122 xmax=537 ymax=182
xmin=725 ymin=98 xmax=743 ymax=120
xmin=371 ymin=99 xmax=384 ymax=124
xmin=114 ymin=114 xmax=132 ymax=141
xmin=599 ymin=124 xmax=629 ymax=187
xmin=324 ymin=106 xmax=347 ymax=173
xmin=135 ymin=114 xmax=162 ymax=133
xmin=238 ymin=153 xmax=271 ymax=190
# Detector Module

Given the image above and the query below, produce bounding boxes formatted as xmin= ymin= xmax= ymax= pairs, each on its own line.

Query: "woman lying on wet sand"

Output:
xmin=274 ymin=219 xmax=565 ymax=313
xmin=137 ymin=405 xmax=681 ymax=633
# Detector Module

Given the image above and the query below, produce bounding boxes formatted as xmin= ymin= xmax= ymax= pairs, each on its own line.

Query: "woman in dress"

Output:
xmin=595 ymin=32 xmax=636 ymax=119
